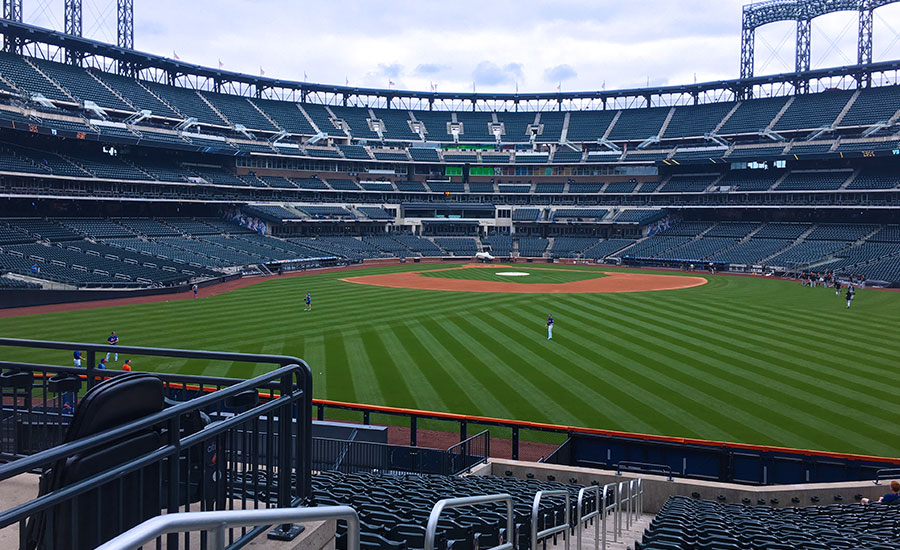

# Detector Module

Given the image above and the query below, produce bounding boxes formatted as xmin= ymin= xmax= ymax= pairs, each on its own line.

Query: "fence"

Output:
xmin=315 ymin=398 xmax=900 ymax=486
xmin=0 ymin=338 xmax=313 ymax=550
xmin=311 ymin=436 xmax=486 ymax=476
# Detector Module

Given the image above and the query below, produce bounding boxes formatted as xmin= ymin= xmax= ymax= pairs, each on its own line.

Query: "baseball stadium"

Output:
xmin=0 ymin=1 xmax=899 ymax=548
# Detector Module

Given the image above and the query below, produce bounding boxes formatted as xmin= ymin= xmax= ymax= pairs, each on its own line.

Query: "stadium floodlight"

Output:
xmin=233 ymin=124 xmax=256 ymax=141
xmin=175 ymin=117 xmax=199 ymax=132
xmin=83 ymin=100 xmax=107 ymax=120
xmin=124 ymin=109 xmax=151 ymax=125
xmin=637 ymin=135 xmax=661 ymax=150
xmin=29 ymin=93 xmax=55 ymax=109
xmin=306 ymin=131 xmax=328 ymax=145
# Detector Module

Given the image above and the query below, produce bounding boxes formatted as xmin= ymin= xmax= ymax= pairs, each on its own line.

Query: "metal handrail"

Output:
xmin=602 ymin=483 xmax=617 ymax=547
xmin=576 ymin=485 xmax=600 ymax=550
xmin=424 ymin=494 xmax=514 ymax=550
xmin=531 ymin=489 xmax=571 ymax=550
xmin=94 ymin=506 xmax=360 ymax=550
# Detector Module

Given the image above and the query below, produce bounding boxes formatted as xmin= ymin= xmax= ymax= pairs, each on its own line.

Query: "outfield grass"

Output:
xmin=1 ymin=263 xmax=898 ymax=457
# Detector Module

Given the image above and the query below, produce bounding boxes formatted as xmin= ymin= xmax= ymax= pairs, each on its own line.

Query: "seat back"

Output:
xmin=26 ymin=373 xmax=165 ymax=550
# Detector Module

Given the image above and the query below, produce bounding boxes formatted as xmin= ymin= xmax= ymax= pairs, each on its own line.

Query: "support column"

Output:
xmin=2 ymin=0 xmax=22 ymax=54
xmin=64 ymin=0 xmax=83 ymax=65
xmin=117 ymin=0 xmax=135 ymax=75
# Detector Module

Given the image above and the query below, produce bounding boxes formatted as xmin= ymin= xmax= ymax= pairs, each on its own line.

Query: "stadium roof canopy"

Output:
xmin=3 ymin=19 xmax=900 ymax=111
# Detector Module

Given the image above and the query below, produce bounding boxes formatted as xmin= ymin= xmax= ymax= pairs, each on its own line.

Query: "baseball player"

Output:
xmin=305 ymin=292 xmax=312 ymax=311
xmin=105 ymin=331 xmax=118 ymax=362
xmin=547 ymin=314 xmax=554 ymax=340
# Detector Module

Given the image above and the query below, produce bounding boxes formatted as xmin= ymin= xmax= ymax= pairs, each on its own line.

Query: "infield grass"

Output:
xmin=1 ymin=263 xmax=898 ymax=457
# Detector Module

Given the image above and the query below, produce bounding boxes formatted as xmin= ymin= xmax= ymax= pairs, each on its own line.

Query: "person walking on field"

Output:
xmin=105 ymin=331 xmax=118 ymax=362
xmin=304 ymin=292 xmax=312 ymax=311
xmin=547 ymin=314 xmax=554 ymax=340
xmin=192 ymin=284 xmax=198 ymax=298
xmin=846 ymin=285 xmax=855 ymax=309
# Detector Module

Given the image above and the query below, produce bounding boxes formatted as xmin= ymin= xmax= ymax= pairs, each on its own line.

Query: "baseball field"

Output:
xmin=1 ymin=262 xmax=898 ymax=457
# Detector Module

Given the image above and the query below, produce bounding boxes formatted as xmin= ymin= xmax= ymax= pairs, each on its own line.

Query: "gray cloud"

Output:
xmin=544 ymin=64 xmax=577 ymax=83
xmin=414 ymin=63 xmax=449 ymax=75
xmin=377 ymin=63 xmax=404 ymax=78
xmin=472 ymin=61 xmax=525 ymax=86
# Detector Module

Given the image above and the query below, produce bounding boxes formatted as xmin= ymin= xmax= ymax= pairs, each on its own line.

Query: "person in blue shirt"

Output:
xmin=106 ymin=331 xmax=118 ymax=361
xmin=73 ymin=350 xmax=82 ymax=368
xmin=861 ymin=480 xmax=900 ymax=504
xmin=547 ymin=314 xmax=554 ymax=340
xmin=304 ymin=292 xmax=312 ymax=311
xmin=97 ymin=357 xmax=108 ymax=369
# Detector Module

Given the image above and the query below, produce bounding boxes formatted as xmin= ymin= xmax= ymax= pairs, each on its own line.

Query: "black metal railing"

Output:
xmin=447 ymin=430 xmax=490 ymax=474
xmin=0 ymin=338 xmax=313 ymax=550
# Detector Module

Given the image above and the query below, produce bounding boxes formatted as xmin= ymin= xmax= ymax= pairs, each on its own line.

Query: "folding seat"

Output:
xmin=24 ymin=373 xmax=165 ymax=550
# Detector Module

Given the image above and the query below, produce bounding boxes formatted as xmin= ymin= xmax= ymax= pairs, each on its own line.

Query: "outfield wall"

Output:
xmin=480 ymin=459 xmax=895 ymax=515
xmin=0 ymin=274 xmax=240 ymax=309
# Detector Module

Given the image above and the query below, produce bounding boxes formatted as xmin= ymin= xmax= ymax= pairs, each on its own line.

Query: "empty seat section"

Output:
xmin=143 ymin=82 xmax=225 ymax=126
xmin=608 ymin=106 xmax=669 ymax=140
xmin=718 ymin=96 xmax=788 ymax=135
xmin=0 ymin=52 xmax=73 ymax=102
xmin=839 ymin=85 xmax=900 ymax=127
xmin=566 ymin=110 xmax=617 ymax=141
xmin=200 ymin=91 xmax=278 ymax=131
xmin=497 ymin=112 xmax=534 ymax=143
xmin=774 ymin=90 xmax=853 ymax=131
xmin=30 ymin=58 xmax=131 ymax=111
xmin=664 ymin=102 xmax=735 ymax=138
xmin=302 ymin=104 xmax=344 ymax=137
xmin=518 ymin=237 xmax=549 ymax=257
xmin=536 ymin=112 xmax=565 ymax=142
xmin=371 ymin=108 xmax=420 ymax=141
xmin=455 ymin=111 xmax=494 ymax=142
xmin=658 ymin=174 xmax=718 ymax=193
xmin=92 ymin=73 xmax=182 ymax=118
xmin=251 ymin=98 xmax=316 ymax=134
xmin=329 ymin=106 xmax=380 ymax=140
xmin=775 ymin=170 xmax=851 ymax=191
xmin=434 ymin=237 xmax=477 ymax=256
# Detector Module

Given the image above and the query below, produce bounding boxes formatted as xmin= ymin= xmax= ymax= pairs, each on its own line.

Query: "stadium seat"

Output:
xmin=25 ymin=373 xmax=164 ymax=550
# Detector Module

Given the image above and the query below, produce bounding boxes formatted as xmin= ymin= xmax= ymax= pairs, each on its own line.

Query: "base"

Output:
xmin=267 ymin=524 xmax=305 ymax=541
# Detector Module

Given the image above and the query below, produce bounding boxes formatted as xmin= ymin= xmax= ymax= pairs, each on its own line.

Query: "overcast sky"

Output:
xmin=22 ymin=0 xmax=900 ymax=93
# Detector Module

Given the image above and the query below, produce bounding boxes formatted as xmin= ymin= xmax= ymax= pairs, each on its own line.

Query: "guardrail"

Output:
xmin=530 ymin=489 xmax=571 ymax=550
xmin=94 ymin=505 xmax=360 ymax=550
xmin=0 ymin=338 xmax=313 ymax=550
xmin=424 ymin=494 xmax=514 ymax=550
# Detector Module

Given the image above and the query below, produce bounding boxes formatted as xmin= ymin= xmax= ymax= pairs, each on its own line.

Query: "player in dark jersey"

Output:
xmin=305 ymin=292 xmax=312 ymax=311
xmin=547 ymin=314 xmax=554 ymax=340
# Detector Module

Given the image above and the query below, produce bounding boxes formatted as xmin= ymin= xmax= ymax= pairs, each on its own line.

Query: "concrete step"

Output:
xmin=546 ymin=513 xmax=654 ymax=550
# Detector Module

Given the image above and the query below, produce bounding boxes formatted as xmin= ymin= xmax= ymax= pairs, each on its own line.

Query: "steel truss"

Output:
xmin=740 ymin=0 xmax=900 ymax=90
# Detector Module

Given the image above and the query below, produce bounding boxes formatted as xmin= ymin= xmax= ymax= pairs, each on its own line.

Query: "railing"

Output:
xmin=316 ymin=398 xmax=900 ymax=485
xmin=615 ymin=479 xmax=643 ymax=538
xmin=0 ymin=338 xmax=313 ymax=550
xmin=447 ymin=429 xmax=490 ymax=474
xmin=617 ymin=460 xmax=674 ymax=481
xmin=424 ymin=494 xmax=514 ymax=550
xmin=94 ymin=505 xmax=360 ymax=550
xmin=311 ymin=436 xmax=482 ymax=475
xmin=530 ymin=489 xmax=571 ymax=550
xmin=575 ymin=482 xmax=620 ymax=550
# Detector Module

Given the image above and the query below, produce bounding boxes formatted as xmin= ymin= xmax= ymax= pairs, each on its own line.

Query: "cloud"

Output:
xmin=414 ymin=63 xmax=449 ymax=75
xmin=377 ymin=63 xmax=404 ymax=78
xmin=544 ymin=64 xmax=577 ymax=83
xmin=472 ymin=61 xmax=524 ymax=86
